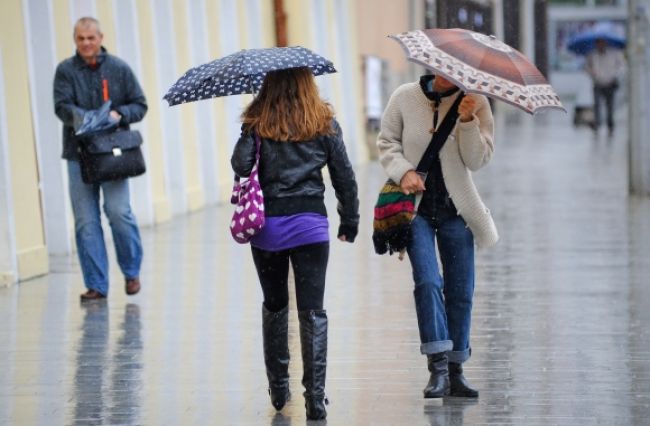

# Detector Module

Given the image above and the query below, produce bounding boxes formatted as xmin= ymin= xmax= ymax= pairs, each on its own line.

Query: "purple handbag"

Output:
xmin=230 ymin=133 xmax=265 ymax=243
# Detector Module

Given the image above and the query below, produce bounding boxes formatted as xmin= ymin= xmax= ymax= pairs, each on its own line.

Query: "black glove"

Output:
xmin=337 ymin=224 xmax=358 ymax=243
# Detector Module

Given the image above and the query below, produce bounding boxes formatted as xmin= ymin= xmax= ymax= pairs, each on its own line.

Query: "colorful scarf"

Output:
xmin=373 ymin=84 xmax=465 ymax=257
xmin=372 ymin=180 xmax=415 ymax=255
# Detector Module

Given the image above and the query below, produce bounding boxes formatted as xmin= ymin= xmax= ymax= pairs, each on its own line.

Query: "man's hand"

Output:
xmin=399 ymin=170 xmax=426 ymax=195
xmin=110 ymin=110 xmax=122 ymax=122
xmin=458 ymin=95 xmax=477 ymax=122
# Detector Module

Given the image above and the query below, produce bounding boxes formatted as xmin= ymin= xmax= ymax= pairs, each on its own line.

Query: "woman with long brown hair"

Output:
xmin=231 ymin=66 xmax=359 ymax=420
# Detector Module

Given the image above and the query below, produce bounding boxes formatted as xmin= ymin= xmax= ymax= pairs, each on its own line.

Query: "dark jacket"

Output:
xmin=231 ymin=120 xmax=359 ymax=241
xmin=53 ymin=48 xmax=147 ymax=160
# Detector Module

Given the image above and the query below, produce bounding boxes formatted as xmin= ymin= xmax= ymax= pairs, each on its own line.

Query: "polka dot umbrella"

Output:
xmin=390 ymin=28 xmax=566 ymax=114
xmin=163 ymin=46 xmax=337 ymax=106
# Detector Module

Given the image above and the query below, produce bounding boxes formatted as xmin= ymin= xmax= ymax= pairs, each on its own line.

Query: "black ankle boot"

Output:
xmin=299 ymin=310 xmax=329 ymax=420
xmin=262 ymin=305 xmax=291 ymax=410
xmin=449 ymin=362 xmax=479 ymax=397
xmin=424 ymin=353 xmax=450 ymax=398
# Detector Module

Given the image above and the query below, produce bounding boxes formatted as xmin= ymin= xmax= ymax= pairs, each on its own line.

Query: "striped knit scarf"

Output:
xmin=373 ymin=88 xmax=464 ymax=256
xmin=372 ymin=180 xmax=416 ymax=255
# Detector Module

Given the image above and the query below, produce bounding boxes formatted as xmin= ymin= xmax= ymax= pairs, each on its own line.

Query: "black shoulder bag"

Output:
xmin=79 ymin=128 xmax=146 ymax=184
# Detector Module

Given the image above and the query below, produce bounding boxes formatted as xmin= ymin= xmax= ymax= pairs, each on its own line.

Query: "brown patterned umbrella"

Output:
xmin=390 ymin=28 xmax=565 ymax=114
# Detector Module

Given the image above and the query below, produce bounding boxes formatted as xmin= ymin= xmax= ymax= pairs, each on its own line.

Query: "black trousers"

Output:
xmin=251 ymin=242 xmax=330 ymax=312
xmin=593 ymin=82 xmax=617 ymax=130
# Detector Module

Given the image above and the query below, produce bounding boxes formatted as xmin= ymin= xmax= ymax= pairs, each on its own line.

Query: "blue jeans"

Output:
xmin=406 ymin=215 xmax=475 ymax=363
xmin=68 ymin=161 xmax=142 ymax=295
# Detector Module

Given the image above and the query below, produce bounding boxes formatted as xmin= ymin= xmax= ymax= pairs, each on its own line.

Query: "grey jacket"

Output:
xmin=53 ymin=48 xmax=147 ymax=160
xmin=231 ymin=120 xmax=360 ymax=241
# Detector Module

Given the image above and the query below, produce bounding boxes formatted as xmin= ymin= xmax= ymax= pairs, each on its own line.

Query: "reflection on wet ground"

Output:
xmin=1 ymin=111 xmax=649 ymax=424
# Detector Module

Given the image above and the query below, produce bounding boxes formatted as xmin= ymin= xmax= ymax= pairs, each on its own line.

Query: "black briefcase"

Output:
xmin=79 ymin=129 xmax=146 ymax=184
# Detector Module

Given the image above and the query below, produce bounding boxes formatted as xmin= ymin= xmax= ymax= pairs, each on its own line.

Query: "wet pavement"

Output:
xmin=1 ymin=107 xmax=649 ymax=425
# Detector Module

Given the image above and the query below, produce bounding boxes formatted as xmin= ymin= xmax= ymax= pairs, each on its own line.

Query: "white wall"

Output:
xmin=112 ymin=0 xmax=155 ymax=226
xmin=23 ymin=0 xmax=73 ymax=256
xmin=334 ymin=0 xmax=361 ymax=163
xmin=0 ymin=50 xmax=18 ymax=285
xmin=187 ymin=0 xmax=219 ymax=205
xmin=152 ymin=0 xmax=187 ymax=215
xmin=70 ymin=0 xmax=96 ymax=21
xmin=311 ymin=0 xmax=335 ymax=103
xmin=218 ymin=0 xmax=244 ymax=154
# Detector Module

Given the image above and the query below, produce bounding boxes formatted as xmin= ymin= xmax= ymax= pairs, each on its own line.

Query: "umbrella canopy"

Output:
xmin=73 ymin=100 xmax=118 ymax=136
xmin=390 ymin=28 xmax=565 ymax=114
xmin=163 ymin=46 xmax=336 ymax=106
xmin=567 ymin=31 xmax=625 ymax=55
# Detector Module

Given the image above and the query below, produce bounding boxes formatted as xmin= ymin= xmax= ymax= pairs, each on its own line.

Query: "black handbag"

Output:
xmin=79 ymin=128 xmax=146 ymax=184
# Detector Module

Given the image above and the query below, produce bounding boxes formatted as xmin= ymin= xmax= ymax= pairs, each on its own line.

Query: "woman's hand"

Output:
xmin=399 ymin=170 xmax=426 ymax=195
xmin=458 ymin=95 xmax=477 ymax=122
xmin=337 ymin=224 xmax=357 ymax=243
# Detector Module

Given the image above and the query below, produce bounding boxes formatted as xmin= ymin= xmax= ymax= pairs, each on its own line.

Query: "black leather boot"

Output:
xmin=449 ymin=362 xmax=479 ymax=397
xmin=423 ymin=353 xmax=450 ymax=398
xmin=262 ymin=304 xmax=291 ymax=410
xmin=299 ymin=310 xmax=329 ymax=420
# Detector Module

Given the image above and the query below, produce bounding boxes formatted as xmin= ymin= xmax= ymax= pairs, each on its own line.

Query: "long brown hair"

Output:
xmin=241 ymin=67 xmax=335 ymax=141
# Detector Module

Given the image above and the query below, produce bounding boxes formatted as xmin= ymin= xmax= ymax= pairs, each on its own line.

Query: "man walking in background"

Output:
xmin=53 ymin=17 xmax=147 ymax=300
xmin=585 ymin=38 xmax=626 ymax=136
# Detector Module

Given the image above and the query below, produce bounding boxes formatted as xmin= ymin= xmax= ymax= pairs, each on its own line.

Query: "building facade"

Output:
xmin=0 ymin=0 xmax=366 ymax=285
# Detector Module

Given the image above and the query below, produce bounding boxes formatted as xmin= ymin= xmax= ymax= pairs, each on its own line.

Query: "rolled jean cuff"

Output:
xmin=447 ymin=347 xmax=471 ymax=363
xmin=420 ymin=340 xmax=453 ymax=355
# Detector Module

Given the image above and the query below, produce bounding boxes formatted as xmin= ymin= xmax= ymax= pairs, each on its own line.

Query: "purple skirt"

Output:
xmin=250 ymin=213 xmax=329 ymax=252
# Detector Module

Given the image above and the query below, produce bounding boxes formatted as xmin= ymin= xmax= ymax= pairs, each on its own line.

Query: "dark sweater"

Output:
xmin=416 ymin=75 xmax=459 ymax=223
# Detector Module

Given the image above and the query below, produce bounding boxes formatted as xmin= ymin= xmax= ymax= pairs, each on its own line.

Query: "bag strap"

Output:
xmin=415 ymin=92 xmax=465 ymax=173
xmin=234 ymin=132 xmax=262 ymax=183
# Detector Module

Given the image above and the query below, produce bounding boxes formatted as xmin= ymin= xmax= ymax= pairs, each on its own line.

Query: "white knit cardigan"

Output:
xmin=376 ymin=82 xmax=499 ymax=248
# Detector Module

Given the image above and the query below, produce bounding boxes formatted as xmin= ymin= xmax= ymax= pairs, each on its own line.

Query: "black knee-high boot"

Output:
xmin=449 ymin=362 xmax=479 ymax=397
xmin=262 ymin=304 xmax=291 ymax=410
xmin=423 ymin=353 xmax=450 ymax=398
xmin=298 ymin=310 xmax=328 ymax=420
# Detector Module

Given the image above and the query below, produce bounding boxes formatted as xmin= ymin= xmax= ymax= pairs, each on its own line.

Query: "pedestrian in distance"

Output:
xmin=231 ymin=67 xmax=359 ymax=420
xmin=585 ymin=38 xmax=626 ymax=136
xmin=53 ymin=17 xmax=147 ymax=301
xmin=377 ymin=73 xmax=498 ymax=399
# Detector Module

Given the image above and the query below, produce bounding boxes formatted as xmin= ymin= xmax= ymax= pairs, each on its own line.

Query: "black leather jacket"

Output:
xmin=231 ymin=119 xmax=359 ymax=241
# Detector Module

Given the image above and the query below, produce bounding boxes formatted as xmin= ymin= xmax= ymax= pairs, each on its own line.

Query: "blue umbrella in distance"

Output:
xmin=567 ymin=28 xmax=626 ymax=55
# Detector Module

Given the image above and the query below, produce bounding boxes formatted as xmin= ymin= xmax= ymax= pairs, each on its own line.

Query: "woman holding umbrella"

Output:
xmin=377 ymin=71 xmax=497 ymax=399
xmin=231 ymin=66 xmax=359 ymax=419
xmin=377 ymin=27 xmax=563 ymax=400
